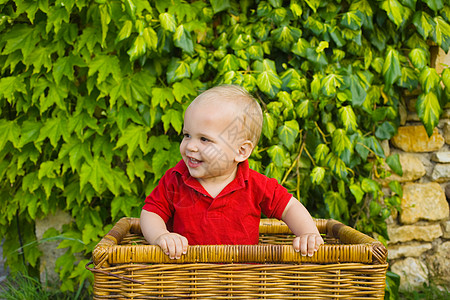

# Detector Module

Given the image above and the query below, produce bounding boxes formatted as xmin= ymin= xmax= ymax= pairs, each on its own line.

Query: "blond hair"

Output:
xmin=193 ymin=85 xmax=263 ymax=147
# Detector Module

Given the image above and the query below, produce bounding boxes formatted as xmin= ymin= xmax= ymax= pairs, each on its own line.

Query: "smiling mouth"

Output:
xmin=187 ymin=157 xmax=202 ymax=167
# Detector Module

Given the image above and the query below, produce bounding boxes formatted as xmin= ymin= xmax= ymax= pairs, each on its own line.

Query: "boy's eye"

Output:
xmin=200 ymin=137 xmax=210 ymax=142
xmin=183 ymin=133 xmax=190 ymax=138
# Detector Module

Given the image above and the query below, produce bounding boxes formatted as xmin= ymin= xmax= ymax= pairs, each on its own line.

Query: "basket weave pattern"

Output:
xmin=88 ymin=218 xmax=388 ymax=299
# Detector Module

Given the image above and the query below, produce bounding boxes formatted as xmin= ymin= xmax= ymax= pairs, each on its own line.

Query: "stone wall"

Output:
xmin=384 ymin=46 xmax=450 ymax=291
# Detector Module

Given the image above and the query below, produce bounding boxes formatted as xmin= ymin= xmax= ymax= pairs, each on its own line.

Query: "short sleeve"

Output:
xmin=259 ymin=177 xmax=292 ymax=219
xmin=142 ymin=170 xmax=176 ymax=223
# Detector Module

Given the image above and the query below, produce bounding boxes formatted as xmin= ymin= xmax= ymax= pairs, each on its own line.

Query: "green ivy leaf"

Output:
xmin=310 ymin=166 xmax=325 ymax=185
xmin=257 ymin=71 xmax=282 ymax=98
xmin=433 ymin=16 xmax=450 ymax=52
xmin=19 ymin=121 xmax=42 ymax=148
xmin=272 ymin=26 xmax=298 ymax=52
xmin=386 ymin=153 xmax=403 ymax=176
xmin=375 ymin=121 xmax=396 ymax=140
xmin=127 ymin=35 xmax=146 ymax=61
xmin=325 ymin=153 xmax=348 ymax=179
xmin=419 ymin=67 xmax=441 ymax=93
xmin=426 ymin=0 xmax=444 ymax=11
xmin=115 ymin=125 xmax=148 ymax=158
xmin=322 ymin=74 xmax=344 ymax=97
xmin=365 ymin=136 xmax=385 ymax=158
xmin=111 ymin=196 xmax=133 ymax=219
xmin=416 ymin=91 xmax=442 ymax=137
xmin=53 ymin=54 xmax=86 ymax=85
xmin=151 ymin=87 xmax=175 ymax=109
xmin=304 ymin=0 xmax=320 ymax=14
xmin=349 ymin=72 xmax=368 ymax=106
xmin=349 ymin=183 xmax=364 ymax=204
xmin=75 ymin=26 xmax=102 ymax=53
xmin=0 ymin=120 xmax=20 ymax=150
xmin=314 ymin=144 xmax=330 ymax=163
xmin=310 ymin=74 xmax=321 ymax=100
xmin=297 ymin=100 xmax=314 ymax=119
xmin=262 ymin=112 xmax=277 ymax=140
xmin=324 ymin=191 xmax=348 ymax=221
xmin=388 ymin=180 xmax=403 ymax=197
xmin=59 ymin=139 xmax=93 ymax=172
xmin=36 ymin=116 xmax=70 ymax=148
xmin=161 ymin=109 xmax=183 ymax=133
xmin=2 ymin=24 xmax=39 ymax=59
xmin=361 ymin=178 xmax=380 ymax=193
xmin=88 ymin=55 xmax=121 ymax=84
xmin=277 ymin=120 xmax=299 ymax=149
xmin=399 ymin=67 xmax=419 ymax=90
xmin=210 ymin=0 xmax=230 ymax=13
xmin=332 ymin=129 xmax=353 ymax=156
xmin=267 ymin=145 xmax=286 ymax=167
xmin=412 ymin=11 xmax=435 ymax=40
xmin=174 ymin=25 xmax=194 ymax=55
xmin=381 ymin=0 xmax=407 ymax=27
xmin=173 ymin=79 xmax=197 ymax=103
xmin=167 ymin=58 xmax=191 ymax=84
xmin=218 ymin=54 xmax=240 ymax=73
xmin=0 ymin=76 xmax=27 ymax=103
xmin=341 ymin=11 xmax=362 ymax=30
xmin=383 ymin=48 xmax=401 ymax=86
xmin=143 ymin=27 xmax=158 ymax=51
xmin=339 ymin=106 xmax=358 ymax=133
xmin=115 ymin=20 xmax=133 ymax=43
xmin=159 ymin=13 xmax=177 ymax=32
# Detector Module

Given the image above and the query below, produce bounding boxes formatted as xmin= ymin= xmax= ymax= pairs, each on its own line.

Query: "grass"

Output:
xmin=398 ymin=282 xmax=450 ymax=300
xmin=1 ymin=271 xmax=449 ymax=300
xmin=0 ymin=273 xmax=90 ymax=300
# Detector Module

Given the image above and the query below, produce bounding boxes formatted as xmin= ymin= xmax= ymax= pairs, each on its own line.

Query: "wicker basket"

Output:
xmin=87 ymin=217 xmax=388 ymax=299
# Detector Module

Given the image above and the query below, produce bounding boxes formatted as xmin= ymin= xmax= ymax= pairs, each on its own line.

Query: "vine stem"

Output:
xmin=281 ymin=131 xmax=306 ymax=186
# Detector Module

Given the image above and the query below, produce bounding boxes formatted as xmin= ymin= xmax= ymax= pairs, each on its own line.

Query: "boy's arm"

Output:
xmin=140 ymin=210 xmax=188 ymax=259
xmin=281 ymin=197 xmax=324 ymax=256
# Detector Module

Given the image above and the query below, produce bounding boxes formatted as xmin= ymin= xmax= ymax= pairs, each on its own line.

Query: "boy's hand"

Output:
xmin=155 ymin=232 xmax=188 ymax=259
xmin=293 ymin=233 xmax=324 ymax=257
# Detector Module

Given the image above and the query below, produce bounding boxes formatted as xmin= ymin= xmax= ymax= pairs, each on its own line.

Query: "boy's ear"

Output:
xmin=235 ymin=140 xmax=254 ymax=162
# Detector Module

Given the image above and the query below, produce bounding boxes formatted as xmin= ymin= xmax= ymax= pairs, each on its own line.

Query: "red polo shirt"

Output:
xmin=143 ymin=159 xmax=292 ymax=245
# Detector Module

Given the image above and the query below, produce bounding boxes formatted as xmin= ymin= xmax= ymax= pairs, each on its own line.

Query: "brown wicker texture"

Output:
xmin=88 ymin=217 xmax=388 ymax=299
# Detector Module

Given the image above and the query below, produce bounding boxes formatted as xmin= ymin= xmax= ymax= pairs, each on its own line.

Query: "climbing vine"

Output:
xmin=0 ymin=0 xmax=449 ymax=292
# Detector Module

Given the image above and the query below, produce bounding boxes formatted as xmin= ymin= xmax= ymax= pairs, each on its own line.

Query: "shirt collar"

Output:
xmin=173 ymin=159 xmax=249 ymax=198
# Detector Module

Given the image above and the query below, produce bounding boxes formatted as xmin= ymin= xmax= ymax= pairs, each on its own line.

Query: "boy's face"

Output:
xmin=180 ymin=99 xmax=246 ymax=185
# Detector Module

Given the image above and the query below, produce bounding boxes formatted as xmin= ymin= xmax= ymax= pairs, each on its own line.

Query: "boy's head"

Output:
xmin=192 ymin=85 xmax=263 ymax=147
xmin=180 ymin=85 xmax=263 ymax=184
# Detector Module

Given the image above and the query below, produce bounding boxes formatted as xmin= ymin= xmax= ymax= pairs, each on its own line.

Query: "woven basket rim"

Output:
xmin=91 ymin=217 xmax=387 ymax=266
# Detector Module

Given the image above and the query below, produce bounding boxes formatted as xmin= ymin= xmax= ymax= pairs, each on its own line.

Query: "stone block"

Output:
xmin=387 ymin=243 xmax=432 ymax=260
xmin=391 ymin=126 xmax=444 ymax=152
xmin=400 ymin=182 xmax=449 ymax=224
xmin=387 ymin=224 xmax=443 ymax=243
xmin=391 ymin=257 xmax=429 ymax=291
xmin=444 ymin=221 xmax=450 ymax=239
xmin=432 ymin=46 xmax=450 ymax=75
xmin=426 ymin=241 xmax=450 ymax=286
xmin=444 ymin=121 xmax=450 ymax=145
xmin=431 ymin=152 xmax=450 ymax=163
xmin=35 ymin=210 xmax=73 ymax=285
xmin=380 ymin=153 xmax=425 ymax=184
xmin=431 ymin=164 xmax=450 ymax=182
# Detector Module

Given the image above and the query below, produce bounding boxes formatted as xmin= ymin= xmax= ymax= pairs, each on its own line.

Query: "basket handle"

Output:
xmin=85 ymin=260 xmax=144 ymax=285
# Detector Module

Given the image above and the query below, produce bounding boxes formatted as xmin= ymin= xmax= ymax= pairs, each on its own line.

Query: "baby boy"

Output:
xmin=140 ymin=85 xmax=323 ymax=259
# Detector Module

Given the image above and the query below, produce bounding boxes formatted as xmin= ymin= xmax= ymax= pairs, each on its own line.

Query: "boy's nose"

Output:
xmin=186 ymin=140 xmax=199 ymax=152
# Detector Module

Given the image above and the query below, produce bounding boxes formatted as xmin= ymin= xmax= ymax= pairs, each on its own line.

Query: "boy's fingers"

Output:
xmin=307 ymin=236 xmax=316 ymax=256
xmin=300 ymin=237 xmax=308 ymax=256
xmin=181 ymin=235 xmax=189 ymax=254
xmin=292 ymin=237 xmax=301 ymax=253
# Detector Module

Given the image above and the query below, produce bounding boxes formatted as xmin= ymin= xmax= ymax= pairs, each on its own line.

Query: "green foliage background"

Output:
xmin=1 ymin=0 xmax=449 ymax=292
